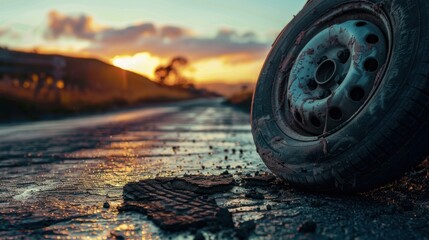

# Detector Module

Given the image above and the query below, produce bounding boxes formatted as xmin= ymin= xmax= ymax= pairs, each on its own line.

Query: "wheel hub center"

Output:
xmin=315 ymin=59 xmax=338 ymax=85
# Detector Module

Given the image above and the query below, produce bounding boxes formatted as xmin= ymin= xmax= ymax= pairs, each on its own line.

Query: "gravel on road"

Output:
xmin=0 ymin=99 xmax=428 ymax=239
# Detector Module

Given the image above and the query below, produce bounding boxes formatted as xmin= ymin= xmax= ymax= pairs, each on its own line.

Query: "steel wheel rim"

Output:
xmin=270 ymin=3 xmax=393 ymax=141
xmin=287 ymin=20 xmax=387 ymax=135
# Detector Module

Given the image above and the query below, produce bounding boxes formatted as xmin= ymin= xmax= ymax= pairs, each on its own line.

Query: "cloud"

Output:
xmin=160 ymin=26 xmax=187 ymax=39
xmin=134 ymin=32 xmax=268 ymax=62
xmin=45 ymin=11 xmax=270 ymax=62
xmin=45 ymin=11 xmax=96 ymax=40
xmin=45 ymin=11 xmax=157 ymax=43
xmin=0 ymin=27 xmax=21 ymax=39
xmin=99 ymin=23 xmax=156 ymax=44
xmin=0 ymin=27 xmax=9 ymax=37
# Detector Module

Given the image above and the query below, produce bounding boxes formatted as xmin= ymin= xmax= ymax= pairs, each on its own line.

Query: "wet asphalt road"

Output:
xmin=0 ymin=98 xmax=428 ymax=239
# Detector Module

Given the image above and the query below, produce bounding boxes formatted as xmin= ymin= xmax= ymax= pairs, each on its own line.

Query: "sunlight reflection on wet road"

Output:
xmin=1 ymin=99 xmax=428 ymax=239
xmin=0 ymin=105 xmax=179 ymax=142
xmin=0 ymin=99 xmax=267 ymax=238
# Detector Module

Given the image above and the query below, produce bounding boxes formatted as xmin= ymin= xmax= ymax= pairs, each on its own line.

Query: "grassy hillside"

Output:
xmin=0 ymin=50 xmax=198 ymax=120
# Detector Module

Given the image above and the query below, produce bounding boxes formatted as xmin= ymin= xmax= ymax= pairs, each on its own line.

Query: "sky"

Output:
xmin=0 ymin=0 xmax=307 ymax=84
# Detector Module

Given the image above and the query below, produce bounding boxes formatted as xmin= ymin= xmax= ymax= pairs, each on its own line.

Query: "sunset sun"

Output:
xmin=111 ymin=52 xmax=162 ymax=78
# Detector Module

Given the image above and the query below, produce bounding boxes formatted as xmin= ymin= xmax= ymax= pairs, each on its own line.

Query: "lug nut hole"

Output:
xmin=350 ymin=86 xmax=365 ymax=101
xmin=337 ymin=49 xmax=350 ymax=64
xmin=364 ymin=58 xmax=379 ymax=72
xmin=310 ymin=116 xmax=321 ymax=127
xmin=366 ymin=34 xmax=379 ymax=44
xmin=356 ymin=21 xmax=367 ymax=27
xmin=329 ymin=107 xmax=343 ymax=120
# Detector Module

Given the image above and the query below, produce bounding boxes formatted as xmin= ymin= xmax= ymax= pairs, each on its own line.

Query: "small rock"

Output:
xmin=298 ymin=220 xmax=317 ymax=233
xmin=236 ymin=220 xmax=256 ymax=239
xmin=216 ymin=208 xmax=234 ymax=227
xmin=266 ymin=204 xmax=272 ymax=211
xmin=109 ymin=231 xmax=125 ymax=240
xmin=194 ymin=231 xmax=205 ymax=240
xmin=103 ymin=201 xmax=110 ymax=209
xmin=242 ymin=173 xmax=276 ymax=186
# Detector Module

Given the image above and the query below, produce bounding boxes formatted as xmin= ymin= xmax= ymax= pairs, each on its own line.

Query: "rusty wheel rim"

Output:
xmin=287 ymin=20 xmax=387 ymax=135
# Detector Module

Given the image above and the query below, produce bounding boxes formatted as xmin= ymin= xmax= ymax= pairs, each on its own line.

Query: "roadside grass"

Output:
xmin=0 ymin=76 xmax=194 ymax=121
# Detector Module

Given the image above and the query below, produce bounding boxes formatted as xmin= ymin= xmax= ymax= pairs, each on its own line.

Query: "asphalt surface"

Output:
xmin=0 ymin=99 xmax=428 ymax=239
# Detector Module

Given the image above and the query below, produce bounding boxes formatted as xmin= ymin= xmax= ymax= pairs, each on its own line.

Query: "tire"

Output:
xmin=251 ymin=0 xmax=429 ymax=192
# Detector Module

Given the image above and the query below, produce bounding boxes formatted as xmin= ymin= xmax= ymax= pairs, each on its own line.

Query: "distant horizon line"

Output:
xmin=1 ymin=46 xmax=258 ymax=85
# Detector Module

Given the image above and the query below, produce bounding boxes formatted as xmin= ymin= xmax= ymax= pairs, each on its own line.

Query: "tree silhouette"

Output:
xmin=154 ymin=56 xmax=189 ymax=86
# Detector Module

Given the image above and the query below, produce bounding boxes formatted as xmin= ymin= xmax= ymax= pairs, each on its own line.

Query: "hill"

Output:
xmin=0 ymin=49 xmax=204 ymax=120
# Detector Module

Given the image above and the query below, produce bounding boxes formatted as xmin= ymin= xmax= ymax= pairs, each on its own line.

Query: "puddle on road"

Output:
xmin=0 ymin=107 xmax=178 ymax=142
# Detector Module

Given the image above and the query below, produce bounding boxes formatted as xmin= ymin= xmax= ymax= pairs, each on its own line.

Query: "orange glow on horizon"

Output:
xmin=111 ymin=52 xmax=262 ymax=84
xmin=111 ymin=52 xmax=162 ymax=79
xmin=185 ymin=57 xmax=263 ymax=84
xmin=16 ymin=48 xmax=260 ymax=84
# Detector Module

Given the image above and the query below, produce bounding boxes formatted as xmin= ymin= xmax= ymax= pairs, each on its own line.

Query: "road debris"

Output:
xmin=1 ymin=100 xmax=428 ymax=239
xmin=120 ymin=175 xmax=235 ymax=231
